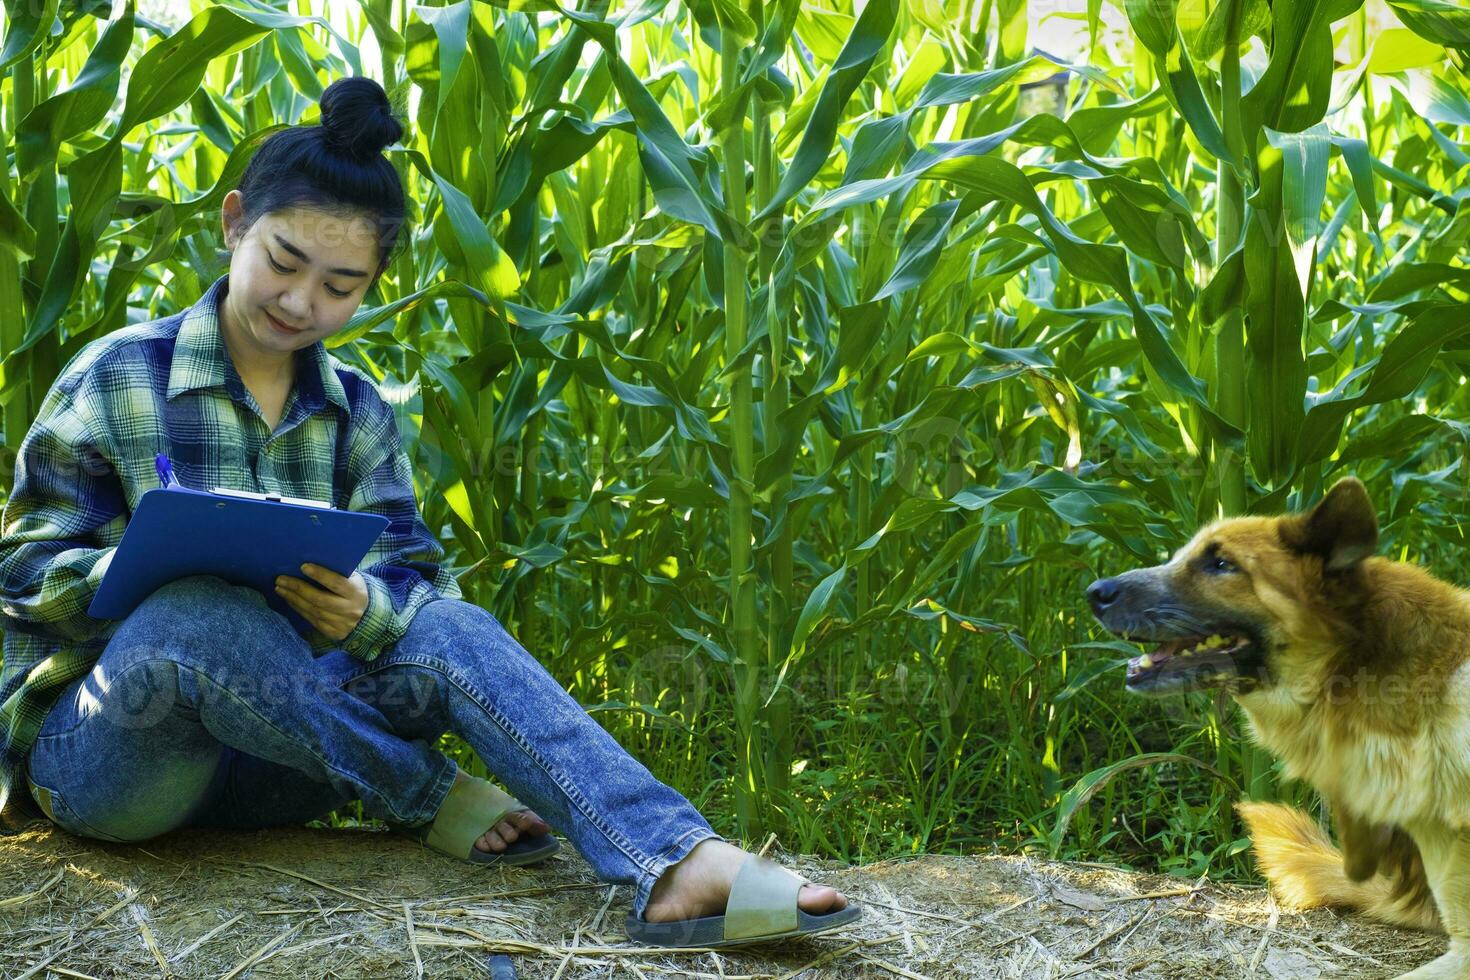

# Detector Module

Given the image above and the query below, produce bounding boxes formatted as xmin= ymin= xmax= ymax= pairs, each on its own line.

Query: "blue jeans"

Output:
xmin=24 ymin=575 xmax=719 ymax=915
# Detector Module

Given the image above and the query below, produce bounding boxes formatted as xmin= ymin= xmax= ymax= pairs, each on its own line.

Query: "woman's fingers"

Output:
xmin=277 ymin=569 xmax=369 ymax=639
xmin=274 ymin=576 xmax=351 ymax=639
xmin=298 ymin=562 xmax=352 ymax=596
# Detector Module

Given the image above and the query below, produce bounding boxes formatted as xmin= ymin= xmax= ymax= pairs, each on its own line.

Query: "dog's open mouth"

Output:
xmin=1125 ymin=633 xmax=1264 ymax=696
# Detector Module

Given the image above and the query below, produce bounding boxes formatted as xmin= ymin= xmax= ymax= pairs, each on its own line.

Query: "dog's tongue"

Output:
xmin=1129 ymin=638 xmax=1188 ymax=672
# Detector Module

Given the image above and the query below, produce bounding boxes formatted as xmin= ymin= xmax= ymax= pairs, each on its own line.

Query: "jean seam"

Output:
xmin=120 ymin=657 xmax=439 ymax=827
xmin=352 ymin=650 xmax=664 ymax=876
xmin=652 ymin=826 xmax=717 ymax=865
xmin=27 ymin=778 xmax=130 ymax=843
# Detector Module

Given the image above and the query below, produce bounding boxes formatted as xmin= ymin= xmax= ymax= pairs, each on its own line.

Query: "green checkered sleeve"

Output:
xmin=0 ymin=379 xmax=127 ymax=643
xmin=336 ymin=403 xmax=462 ymax=662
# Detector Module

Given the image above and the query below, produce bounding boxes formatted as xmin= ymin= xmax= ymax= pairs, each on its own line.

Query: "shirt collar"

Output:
xmin=166 ymin=273 xmax=351 ymax=417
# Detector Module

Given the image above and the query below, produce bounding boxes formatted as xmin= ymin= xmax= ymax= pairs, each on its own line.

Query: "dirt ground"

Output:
xmin=0 ymin=822 xmax=1438 ymax=979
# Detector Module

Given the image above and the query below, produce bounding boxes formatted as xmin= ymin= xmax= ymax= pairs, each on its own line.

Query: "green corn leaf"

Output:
xmin=1264 ymin=124 xmax=1330 ymax=293
xmin=1389 ymin=0 xmax=1470 ymax=47
xmin=1295 ymin=303 xmax=1470 ymax=470
xmin=1242 ymin=140 xmax=1309 ymax=487
xmin=401 ymin=148 xmax=519 ymax=324
xmin=120 ymin=7 xmax=270 ymax=131
xmin=0 ymin=190 xmax=36 ymax=261
xmin=15 ymin=2 xmax=133 ymax=177
xmin=416 ymin=1 xmax=471 ymax=111
xmin=871 ymin=200 xmax=960 ymax=301
xmin=1240 ymin=0 xmax=1366 ymax=137
xmin=765 ymin=563 xmax=847 ymax=705
xmin=755 ymin=0 xmax=900 ymax=219
xmin=1386 ymin=69 xmax=1470 ymax=126
xmin=0 ymin=0 xmax=60 ymax=72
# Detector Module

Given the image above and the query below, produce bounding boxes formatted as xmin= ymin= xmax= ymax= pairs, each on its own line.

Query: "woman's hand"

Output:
xmin=275 ymin=563 xmax=369 ymax=641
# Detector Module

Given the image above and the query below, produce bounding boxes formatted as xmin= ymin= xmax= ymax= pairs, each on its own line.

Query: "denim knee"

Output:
xmin=133 ymin=574 xmax=275 ymax=627
xmin=406 ymin=598 xmax=523 ymax=666
xmin=31 ymin=657 xmax=224 ymax=842
xmin=110 ymin=574 xmax=308 ymax=680
xmin=410 ymin=597 xmax=496 ymax=636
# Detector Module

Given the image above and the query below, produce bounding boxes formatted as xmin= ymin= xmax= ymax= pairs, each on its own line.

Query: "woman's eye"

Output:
xmin=269 ymin=253 xmax=350 ymax=298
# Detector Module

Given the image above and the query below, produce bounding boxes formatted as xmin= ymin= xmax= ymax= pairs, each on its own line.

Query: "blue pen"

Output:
xmin=154 ymin=453 xmax=179 ymax=488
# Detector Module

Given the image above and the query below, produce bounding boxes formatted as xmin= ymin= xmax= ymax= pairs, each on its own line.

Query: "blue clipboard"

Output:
xmin=88 ymin=462 xmax=390 ymax=637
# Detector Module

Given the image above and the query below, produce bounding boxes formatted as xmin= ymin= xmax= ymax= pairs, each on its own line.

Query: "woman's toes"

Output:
xmin=511 ymin=809 xmax=550 ymax=834
xmin=797 ymin=884 xmax=847 ymax=914
xmin=473 ymin=809 xmax=552 ymax=853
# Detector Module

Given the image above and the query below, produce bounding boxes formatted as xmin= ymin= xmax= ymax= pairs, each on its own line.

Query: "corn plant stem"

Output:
xmin=853 ymin=203 xmax=873 ymax=690
xmin=517 ymin=207 xmax=544 ymax=648
xmin=1211 ymin=7 xmax=1246 ymax=811
xmin=719 ymin=28 xmax=762 ymax=837
xmin=16 ymin=53 xmax=58 ymax=425
xmin=754 ymin=96 xmax=793 ymax=816
xmin=1209 ymin=0 xmax=1270 ymax=807
xmin=1214 ymin=5 xmax=1246 ymax=520
xmin=0 ymin=61 xmax=27 ymax=458
xmin=384 ymin=0 xmax=419 ymax=330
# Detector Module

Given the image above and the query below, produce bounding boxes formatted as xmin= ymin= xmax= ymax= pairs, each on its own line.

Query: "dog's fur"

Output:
xmin=1090 ymin=478 xmax=1470 ymax=978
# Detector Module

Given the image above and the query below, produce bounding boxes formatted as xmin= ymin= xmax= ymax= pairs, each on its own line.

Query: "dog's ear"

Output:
xmin=1280 ymin=477 xmax=1378 ymax=572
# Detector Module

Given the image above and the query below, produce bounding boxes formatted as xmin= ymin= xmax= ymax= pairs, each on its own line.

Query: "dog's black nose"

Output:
xmin=1087 ymin=578 xmax=1121 ymax=614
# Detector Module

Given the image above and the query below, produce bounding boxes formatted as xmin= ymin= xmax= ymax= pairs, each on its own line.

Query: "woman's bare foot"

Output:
xmin=642 ymin=839 xmax=848 ymax=922
xmin=440 ymin=770 xmax=552 ymax=853
xmin=474 ymin=808 xmax=551 ymax=853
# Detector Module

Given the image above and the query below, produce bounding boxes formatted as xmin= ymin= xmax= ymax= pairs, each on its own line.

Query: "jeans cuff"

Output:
xmin=632 ymin=826 xmax=724 ymax=919
xmin=405 ymin=756 xmax=459 ymax=827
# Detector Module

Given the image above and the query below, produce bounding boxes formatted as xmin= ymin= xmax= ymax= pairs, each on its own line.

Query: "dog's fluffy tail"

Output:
xmin=1235 ymin=802 xmax=1440 ymax=932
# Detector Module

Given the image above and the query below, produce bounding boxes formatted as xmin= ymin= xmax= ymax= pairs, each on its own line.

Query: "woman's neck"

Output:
xmin=218 ymin=299 xmax=294 ymax=388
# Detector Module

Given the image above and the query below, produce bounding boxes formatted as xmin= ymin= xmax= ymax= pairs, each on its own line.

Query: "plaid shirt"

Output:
xmin=0 ymin=273 xmax=461 ymax=833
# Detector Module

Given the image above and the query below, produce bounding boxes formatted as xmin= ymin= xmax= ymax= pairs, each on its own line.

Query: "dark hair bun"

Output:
xmin=319 ymin=77 xmax=404 ymax=163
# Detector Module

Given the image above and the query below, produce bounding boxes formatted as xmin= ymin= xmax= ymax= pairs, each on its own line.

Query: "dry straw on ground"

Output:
xmin=0 ymin=823 xmax=1435 ymax=978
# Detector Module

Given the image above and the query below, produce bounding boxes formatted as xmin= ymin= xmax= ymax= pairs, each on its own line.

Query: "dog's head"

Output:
xmin=1086 ymin=477 xmax=1378 ymax=696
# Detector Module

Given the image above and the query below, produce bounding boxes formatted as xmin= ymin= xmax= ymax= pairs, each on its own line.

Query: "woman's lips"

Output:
xmin=266 ymin=312 xmax=304 ymax=335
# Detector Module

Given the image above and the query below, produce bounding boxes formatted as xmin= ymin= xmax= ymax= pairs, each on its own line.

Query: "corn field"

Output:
xmin=3 ymin=0 xmax=1470 ymax=879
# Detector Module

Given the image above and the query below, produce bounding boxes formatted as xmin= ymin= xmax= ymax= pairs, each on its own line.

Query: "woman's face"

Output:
xmin=219 ymin=190 xmax=382 ymax=367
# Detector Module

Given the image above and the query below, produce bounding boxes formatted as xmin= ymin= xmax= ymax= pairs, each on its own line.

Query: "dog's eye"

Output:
xmin=1204 ymin=555 xmax=1237 ymax=575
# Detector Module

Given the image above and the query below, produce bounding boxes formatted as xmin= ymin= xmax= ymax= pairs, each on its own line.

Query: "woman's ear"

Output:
xmin=220 ymin=189 xmax=246 ymax=250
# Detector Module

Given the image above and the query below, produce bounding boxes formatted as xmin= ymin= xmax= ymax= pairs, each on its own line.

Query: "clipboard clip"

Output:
xmin=156 ymin=452 xmax=331 ymax=509
xmin=209 ymin=486 xmax=333 ymax=509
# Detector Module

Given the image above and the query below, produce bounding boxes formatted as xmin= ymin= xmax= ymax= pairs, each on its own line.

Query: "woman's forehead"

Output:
xmin=259 ymin=206 xmax=380 ymax=266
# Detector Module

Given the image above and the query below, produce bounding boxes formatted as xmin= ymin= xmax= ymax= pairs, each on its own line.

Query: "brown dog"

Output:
xmin=1089 ymin=478 xmax=1470 ymax=979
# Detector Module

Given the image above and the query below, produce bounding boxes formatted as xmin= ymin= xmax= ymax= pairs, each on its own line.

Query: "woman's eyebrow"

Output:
xmin=272 ymin=233 xmax=370 ymax=278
